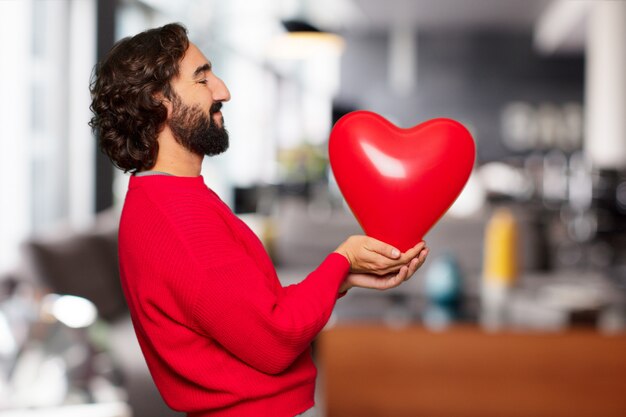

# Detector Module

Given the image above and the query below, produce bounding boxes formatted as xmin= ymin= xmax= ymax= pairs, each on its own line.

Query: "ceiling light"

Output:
xmin=266 ymin=19 xmax=345 ymax=60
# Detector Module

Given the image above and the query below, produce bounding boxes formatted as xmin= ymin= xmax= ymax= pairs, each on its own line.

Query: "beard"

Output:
xmin=168 ymin=93 xmax=229 ymax=157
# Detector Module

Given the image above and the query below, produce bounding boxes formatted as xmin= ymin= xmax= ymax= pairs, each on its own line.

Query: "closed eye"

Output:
xmin=197 ymin=78 xmax=208 ymax=85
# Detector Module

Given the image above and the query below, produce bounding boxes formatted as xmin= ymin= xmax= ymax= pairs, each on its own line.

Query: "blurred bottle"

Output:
xmin=424 ymin=254 xmax=462 ymax=306
xmin=543 ymin=150 xmax=568 ymax=209
xmin=423 ymin=254 xmax=463 ymax=330
xmin=480 ymin=207 xmax=519 ymax=330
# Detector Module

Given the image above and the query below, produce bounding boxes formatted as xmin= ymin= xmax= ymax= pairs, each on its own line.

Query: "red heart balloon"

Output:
xmin=329 ymin=111 xmax=475 ymax=252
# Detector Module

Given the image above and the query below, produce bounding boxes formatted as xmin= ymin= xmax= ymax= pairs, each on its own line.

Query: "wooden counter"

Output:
xmin=317 ymin=325 xmax=626 ymax=417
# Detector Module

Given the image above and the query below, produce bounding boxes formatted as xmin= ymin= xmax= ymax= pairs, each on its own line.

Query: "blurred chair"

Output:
xmin=19 ymin=209 xmax=181 ymax=417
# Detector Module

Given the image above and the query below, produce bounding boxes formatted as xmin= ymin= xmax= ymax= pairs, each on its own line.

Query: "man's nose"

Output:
xmin=213 ymin=76 xmax=231 ymax=102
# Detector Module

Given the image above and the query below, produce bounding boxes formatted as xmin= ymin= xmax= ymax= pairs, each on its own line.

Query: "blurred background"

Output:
xmin=1 ymin=0 xmax=625 ymax=416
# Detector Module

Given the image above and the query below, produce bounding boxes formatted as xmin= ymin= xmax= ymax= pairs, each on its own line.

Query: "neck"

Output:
xmin=149 ymin=126 xmax=203 ymax=177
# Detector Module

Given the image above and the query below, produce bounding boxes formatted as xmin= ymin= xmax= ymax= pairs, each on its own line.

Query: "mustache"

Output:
xmin=210 ymin=102 xmax=223 ymax=114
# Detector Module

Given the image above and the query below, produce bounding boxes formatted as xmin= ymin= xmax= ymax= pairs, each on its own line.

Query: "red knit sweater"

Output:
xmin=118 ymin=175 xmax=350 ymax=417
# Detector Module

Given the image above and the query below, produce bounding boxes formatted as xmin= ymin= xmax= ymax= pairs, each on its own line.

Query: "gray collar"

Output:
xmin=134 ymin=171 xmax=175 ymax=177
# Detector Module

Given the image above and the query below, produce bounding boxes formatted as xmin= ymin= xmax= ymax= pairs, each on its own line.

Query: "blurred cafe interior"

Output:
xmin=1 ymin=0 xmax=626 ymax=416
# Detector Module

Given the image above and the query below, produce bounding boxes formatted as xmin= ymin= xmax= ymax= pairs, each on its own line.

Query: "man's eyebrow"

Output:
xmin=192 ymin=63 xmax=212 ymax=78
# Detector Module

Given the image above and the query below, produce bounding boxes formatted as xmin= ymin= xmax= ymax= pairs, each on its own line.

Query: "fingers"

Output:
xmin=345 ymin=247 xmax=430 ymax=291
xmin=403 ymin=258 xmax=419 ymax=281
xmin=398 ymin=241 xmax=426 ymax=264
xmin=363 ymin=236 xmax=401 ymax=260
xmin=403 ymin=247 xmax=429 ymax=281
xmin=348 ymin=236 xmax=427 ymax=276
xmin=376 ymin=240 xmax=426 ymax=275
xmin=420 ymin=247 xmax=429 ymax=263
xmin=403 ymin=255 xmax=421 ymax=282
xmin=370 ymin=241 xmax=427 ymax=276
xmin=376 ymin=265 xmax=408 ymax=290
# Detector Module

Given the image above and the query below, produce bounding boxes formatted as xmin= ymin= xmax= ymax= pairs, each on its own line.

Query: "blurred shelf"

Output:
xmin=318 ymin=324 xmax=626 ymax=417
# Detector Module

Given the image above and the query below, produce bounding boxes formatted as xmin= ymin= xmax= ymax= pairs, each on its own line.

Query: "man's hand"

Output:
xmin=339 ymin=244 xmax=429 ymax=293
xmin=334 ymin=236 xmax=426 ymax=276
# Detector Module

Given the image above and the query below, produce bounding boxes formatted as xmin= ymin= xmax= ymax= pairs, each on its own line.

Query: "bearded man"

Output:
xmin=89 ymin=23 xmax=428 ymax=417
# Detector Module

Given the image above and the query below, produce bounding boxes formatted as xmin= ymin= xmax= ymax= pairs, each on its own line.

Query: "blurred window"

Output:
xmin=0 ymin=0 xmax=96 ymax=273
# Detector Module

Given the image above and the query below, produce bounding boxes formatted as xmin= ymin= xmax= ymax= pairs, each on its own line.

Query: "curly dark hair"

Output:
xmin=89 ymin=23 xmax=189 ymax=173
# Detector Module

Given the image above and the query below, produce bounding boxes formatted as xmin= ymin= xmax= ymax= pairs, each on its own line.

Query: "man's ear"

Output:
xmin=155 ymin=92 xmax=173 ymax=119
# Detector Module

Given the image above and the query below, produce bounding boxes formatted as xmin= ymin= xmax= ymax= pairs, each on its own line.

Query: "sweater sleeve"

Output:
xmin=188 ymin=222 xmax=350 ymax=375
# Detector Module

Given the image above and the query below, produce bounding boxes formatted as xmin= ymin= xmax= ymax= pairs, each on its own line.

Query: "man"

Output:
xmin=89 ymin=23 xmax=428 ymax=417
